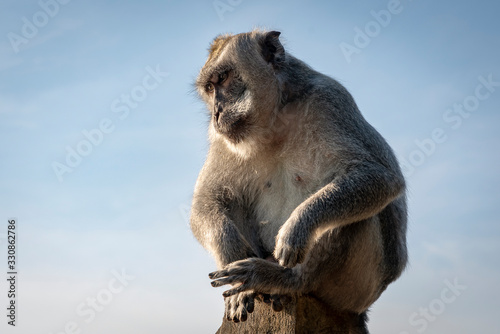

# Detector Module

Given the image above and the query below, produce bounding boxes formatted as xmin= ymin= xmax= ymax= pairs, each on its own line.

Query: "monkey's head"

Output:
xmin=196 ymin=30 xmax=286 ymax=154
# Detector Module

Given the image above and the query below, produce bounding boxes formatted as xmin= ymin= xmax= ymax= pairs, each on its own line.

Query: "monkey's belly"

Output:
xmin=254 ymin=179 xmax=311 ymax=252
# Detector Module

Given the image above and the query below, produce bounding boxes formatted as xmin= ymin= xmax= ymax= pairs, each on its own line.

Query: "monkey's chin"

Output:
xmin=210 ymin=125 xmax=257 ymax=159
xmin=214 ymin=117 xmax=250 ymax=144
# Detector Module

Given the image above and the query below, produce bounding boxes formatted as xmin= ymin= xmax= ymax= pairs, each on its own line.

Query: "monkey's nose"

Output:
xmin=214 ymin=105 xmax=223 ymax=122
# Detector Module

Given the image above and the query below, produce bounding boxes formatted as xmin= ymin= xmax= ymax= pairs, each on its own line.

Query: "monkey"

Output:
xmin=190 ymin=29 xmax=408 ymax=331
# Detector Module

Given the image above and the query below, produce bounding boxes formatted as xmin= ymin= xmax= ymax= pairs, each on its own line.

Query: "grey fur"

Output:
xmin=190 ymin=30 xmax=407 ymax=327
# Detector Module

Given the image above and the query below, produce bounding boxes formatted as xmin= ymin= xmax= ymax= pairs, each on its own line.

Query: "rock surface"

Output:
xmin=216 ymin=295 xmax=369 ymax=334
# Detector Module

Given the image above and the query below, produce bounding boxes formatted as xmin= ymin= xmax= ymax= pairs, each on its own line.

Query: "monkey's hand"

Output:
xmin=213 ymin=222 xmax=260 ymax=267
xmin=274 ymin=220 xmax=309 ymax=268
xmin=210 ymin=258 xmax=294 ymax=295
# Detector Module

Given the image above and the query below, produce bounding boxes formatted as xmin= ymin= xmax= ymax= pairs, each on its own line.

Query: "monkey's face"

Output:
xmin=200 ymin=67 xmax=251 ymax=143
xmin=196 ymin=31 xmax=284 ymax=146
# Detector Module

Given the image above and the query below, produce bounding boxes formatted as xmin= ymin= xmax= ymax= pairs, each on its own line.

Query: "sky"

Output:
xmin=0 ymin=0 xmax=499 ymax=333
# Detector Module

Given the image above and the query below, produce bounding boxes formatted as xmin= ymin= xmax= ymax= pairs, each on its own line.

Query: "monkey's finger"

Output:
xmin=208 ymin=270 xmax=229 ymax=279
xmin=287 ymin=252 xmax=299 ymax=267
xmin=225 ymin=303 xmax=231 ymax=320
xmin=245 ymin=294 xmax=255 ymax=314
xmin=223 ymin=288 xmax=241 ymax=298
xmin=278 ymin=248 xmax=299 ymax=268
xmin=211 ymin=276 xmax=241 ymax=287
xmin=239 ymin=306 xmax=248 ymax=322
xmin=295 ymin=248 xmax=306 ymax=265
xmin=230 ymin=298 xmax=240 ymax=322
xmin=222 ymin=284 xmax=248 ymax=297
xmin=225 ymin=297 xmax=233 ymax=320
xmin=274 ymin=247 xmax=288 ymax=267
xmin=277 ymin=250 xmax=292 ymax=267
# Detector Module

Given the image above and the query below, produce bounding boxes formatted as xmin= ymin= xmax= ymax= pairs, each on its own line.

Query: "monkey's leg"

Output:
xmin=211 ymin=221 xmax=384 ymax=314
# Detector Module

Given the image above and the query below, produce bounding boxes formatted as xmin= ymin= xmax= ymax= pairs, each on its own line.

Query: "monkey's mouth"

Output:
xmin=214 ymin=114 xmax=249 ymax=143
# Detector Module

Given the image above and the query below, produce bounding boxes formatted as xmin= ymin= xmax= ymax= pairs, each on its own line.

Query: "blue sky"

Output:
xmin=1 ymin=0 xmax=499 ymax=333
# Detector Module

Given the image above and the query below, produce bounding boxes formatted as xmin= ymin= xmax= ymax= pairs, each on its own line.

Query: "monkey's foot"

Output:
xmin=224 ymin=291 xmax=256 ymax=322
xmin=259 ymin=293 xmax=291 ymax=312
xmin=223 ymin=291 xmax=290 ymax=322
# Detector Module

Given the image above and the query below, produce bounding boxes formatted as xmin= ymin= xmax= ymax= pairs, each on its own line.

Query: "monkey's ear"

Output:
xmin=260 ymin=31 xmax=285 ymax=66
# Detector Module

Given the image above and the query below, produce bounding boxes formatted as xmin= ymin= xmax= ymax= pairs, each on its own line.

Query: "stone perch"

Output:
xmin=216 ymin=295 xmax=369 ymax=334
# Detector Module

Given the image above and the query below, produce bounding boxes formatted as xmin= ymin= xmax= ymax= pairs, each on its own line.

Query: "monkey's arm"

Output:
xmin=275 ymin=160 xmax=405 ymax=267
xmin=191 ymin=171 xmax=272 ymax=322
xmin=190 ymin=204 xmax=258 ymax=269
xmin=190 ymin=175 xmax=259 ymax=269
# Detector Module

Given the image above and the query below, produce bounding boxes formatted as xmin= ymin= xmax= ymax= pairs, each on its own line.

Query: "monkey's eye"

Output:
xmin=205 ymin=82 xmax=214 ymax=93
xmin=218 ymin=71 xmax=228 ymax=84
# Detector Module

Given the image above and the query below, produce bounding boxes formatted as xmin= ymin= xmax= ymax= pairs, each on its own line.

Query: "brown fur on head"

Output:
xmin=206 ymin=34 xmax=234 ymax=64
xmin=195 ymin=30 xmax=288 ymax=157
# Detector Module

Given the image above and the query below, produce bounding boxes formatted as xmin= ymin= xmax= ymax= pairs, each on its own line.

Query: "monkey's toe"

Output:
xmin=270 ymin=294 xmax=283 ymax=312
